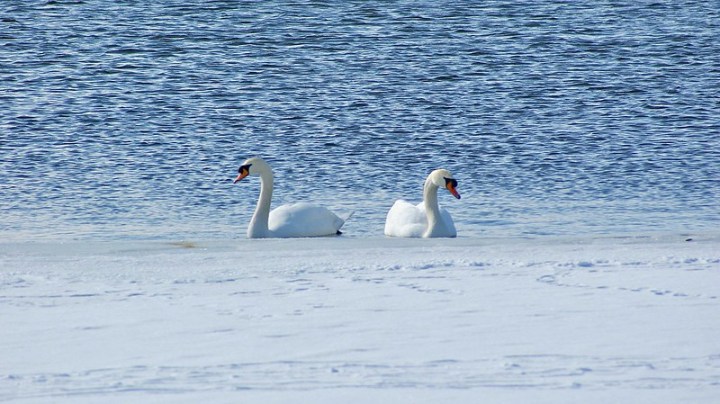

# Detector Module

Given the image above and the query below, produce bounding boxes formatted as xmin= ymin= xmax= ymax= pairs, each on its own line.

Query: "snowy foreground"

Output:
xmin=1 ymin=234 xmax=719 ymax=403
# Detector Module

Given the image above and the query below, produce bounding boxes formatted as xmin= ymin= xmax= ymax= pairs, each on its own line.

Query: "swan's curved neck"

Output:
xmin=248 ymin=169 xmax=273 ymax=238
xmin=423 ymin=177 xmax=442 ymax=237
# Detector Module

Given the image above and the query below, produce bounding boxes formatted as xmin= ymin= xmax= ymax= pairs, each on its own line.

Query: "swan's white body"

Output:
xmin=384 ymin=169 xmax=460 ymax=238
xmin=234 ymin=157 xmax=348 ymax=238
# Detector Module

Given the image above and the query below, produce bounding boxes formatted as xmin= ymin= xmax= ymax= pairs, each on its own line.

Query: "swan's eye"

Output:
xmin=238 ymin=164 xmax=252 ymax=175
xmin=444 ymin=177 xmax=458 ymax=188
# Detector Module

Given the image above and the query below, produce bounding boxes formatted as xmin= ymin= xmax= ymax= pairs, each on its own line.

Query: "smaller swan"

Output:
xmin=233 ymin=157 xmax=349 ymax=238
xmin=384 ymin=169 xmax=461 ymax=238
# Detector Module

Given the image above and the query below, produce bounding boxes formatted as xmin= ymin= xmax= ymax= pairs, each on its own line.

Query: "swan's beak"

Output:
xmin=234 ymin=164 xmax=252 ymax=184
xmin=233 ymin=172 xmax=248 ymax=184
xmin=446 ymin=181 xmax=461 ymax=199
xmin=233 ymin=168 xmax=250 ymax=184
xmin=233 ymin=170 xmax=250 ymax=184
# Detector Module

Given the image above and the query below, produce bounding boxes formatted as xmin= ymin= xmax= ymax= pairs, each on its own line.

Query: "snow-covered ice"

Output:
xmin=1 ymin=234 xmax=719 ymax=403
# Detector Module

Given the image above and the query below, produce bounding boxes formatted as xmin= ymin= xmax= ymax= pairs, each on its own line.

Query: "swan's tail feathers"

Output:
xmin=335 ymin=211 xmax=354 ymax=236
xmin=340 ymin=211 xmax=355 ymax=223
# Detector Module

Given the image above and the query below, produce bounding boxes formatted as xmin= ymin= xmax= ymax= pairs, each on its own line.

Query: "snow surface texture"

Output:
xmin=1 ymin=235 xmax=719 ymax=403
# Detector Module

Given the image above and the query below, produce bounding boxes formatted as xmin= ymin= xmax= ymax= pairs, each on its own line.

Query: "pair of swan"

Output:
xmin=234 ymin=157 xmax=461 ymax=239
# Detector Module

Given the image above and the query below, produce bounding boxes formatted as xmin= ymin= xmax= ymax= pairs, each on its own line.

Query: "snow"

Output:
xmin=1 ymin=234 xmax=719 ymax=403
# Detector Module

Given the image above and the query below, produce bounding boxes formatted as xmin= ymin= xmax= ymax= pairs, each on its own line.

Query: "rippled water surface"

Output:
xmin=1 ymin=1 xmax=719 ymax=240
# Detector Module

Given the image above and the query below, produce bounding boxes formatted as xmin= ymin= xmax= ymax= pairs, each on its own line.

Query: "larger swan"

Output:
xmin=384 ymin=169 xmax=461 ymax=238
xmin=233 ymin=157 xmax=349 ymax=238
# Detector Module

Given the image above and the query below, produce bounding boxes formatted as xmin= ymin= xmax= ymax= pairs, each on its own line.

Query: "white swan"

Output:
xmin=233 ymin=157 xmax=349 ymax=238
xmin=384 ymin=169 xmax=461 ymax=238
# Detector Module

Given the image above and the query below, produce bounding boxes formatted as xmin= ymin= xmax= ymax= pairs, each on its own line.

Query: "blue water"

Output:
xmin=1 ymin=1 xmax=719 ymax=241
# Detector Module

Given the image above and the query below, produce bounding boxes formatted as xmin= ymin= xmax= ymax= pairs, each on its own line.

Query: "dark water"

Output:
xmin=1 ymin=1 xmax=719 ymax=240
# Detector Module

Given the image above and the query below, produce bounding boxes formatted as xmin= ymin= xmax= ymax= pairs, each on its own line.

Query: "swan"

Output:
xmin=233 ymin=157 xmax=350 ymax=238
xmin=384 ymin=169 xmax=461 ymax=238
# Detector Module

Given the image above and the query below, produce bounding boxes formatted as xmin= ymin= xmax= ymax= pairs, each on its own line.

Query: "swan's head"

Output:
xmin=429 ymin=169 xmax=461 ymax=199
xmin=233 ymin=157 xmax=271 ymax=183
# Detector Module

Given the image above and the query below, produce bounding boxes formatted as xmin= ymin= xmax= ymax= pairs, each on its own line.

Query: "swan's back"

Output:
xmin=384 ymin=200 xmax=427 ymax=238
xmin=269 ymin=203 xmax=347 ymax=238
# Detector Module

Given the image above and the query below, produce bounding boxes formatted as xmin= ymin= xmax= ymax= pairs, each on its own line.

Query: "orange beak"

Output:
xmin=447 ymin=183 xmax=461 ymax=199
xmin=233 ymin=170 xmax=249 ymax=184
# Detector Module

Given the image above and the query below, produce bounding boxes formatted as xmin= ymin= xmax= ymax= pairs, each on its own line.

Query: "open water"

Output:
xmin=1 ymin=1 xmax=719 ymax=240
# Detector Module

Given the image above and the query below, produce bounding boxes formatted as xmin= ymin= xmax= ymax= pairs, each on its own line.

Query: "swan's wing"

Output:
xmin=269 ymin=202 xmax=345 ymax=237
xmin=384 ymin=200 xmax=426 ymax=238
